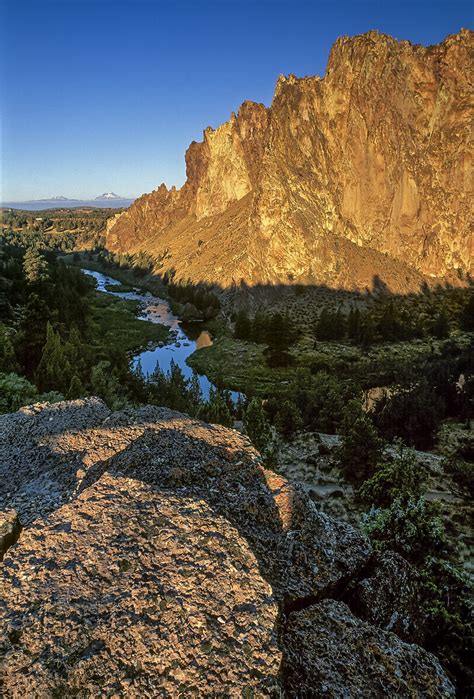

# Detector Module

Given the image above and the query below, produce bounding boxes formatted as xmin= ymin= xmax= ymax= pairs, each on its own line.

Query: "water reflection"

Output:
xmin=81 ymin=269 xmax=236 ymax=401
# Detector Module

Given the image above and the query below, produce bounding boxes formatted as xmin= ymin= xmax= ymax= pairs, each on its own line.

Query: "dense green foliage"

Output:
xmin=371 ymin=340 xmax=473 ymax=449
xmin=362 ymin=496 xmax=446 ymax=562
xmin=243 ymin=398 xmax=272 ymax=453
xmin=337 ymin=399 xmax=384 ymax=486
xmin=0 ymin=242 xmax=146 ymax=409
xmin=1 ymin=207 xmax=111 ymax=252
xmin=359 ymin=444 xmax=472 ymax=694
xmin=96 ymin=249 xmax=155 ymax=277
xmin=0 ymin=372 xmax=63 ymax=412
xmin=314 ymin=289 xmax=471 ymax=345
xmin=357 ymin=444 xmax=428 ymax=507
xmin=234 ymin=309 xmax=298 ymax=365
xmin=0 ymin=242 xmax=232 ymax=424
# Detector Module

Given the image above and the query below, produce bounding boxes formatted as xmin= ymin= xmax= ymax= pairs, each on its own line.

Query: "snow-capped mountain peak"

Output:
xmin=95 ymin=192 xmax=123 ymax=200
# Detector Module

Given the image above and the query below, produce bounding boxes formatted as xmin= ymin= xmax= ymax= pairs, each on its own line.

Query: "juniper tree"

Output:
xmin=243 ymin=398 xmax=271 ymax=453
xmin=337 ymin=398 xmax=384 ymax=486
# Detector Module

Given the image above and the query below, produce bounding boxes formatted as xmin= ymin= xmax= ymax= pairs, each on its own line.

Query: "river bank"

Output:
xmin=81 ymin=268 xmax=238 ymax=400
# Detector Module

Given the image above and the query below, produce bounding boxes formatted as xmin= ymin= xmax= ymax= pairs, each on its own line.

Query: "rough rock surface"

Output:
xmin=281 ymin=600 xmax=455 ymax=697
xmin=106 ymin=30 xmax=473 ymax=290
xmin=348 ymin=551 xmax=427 ymax=643
xmin=1 ymin=474 xmax=280 ymax=696
xmin=0 ymin=399 xmax=455 ymax=695
xmin=0 ymin=397 xmax=112 ymax=524
xmin=0 ymin=399 xmax=371 ymax=600
xmin=263 ymin=470 xmax=369 ymax=602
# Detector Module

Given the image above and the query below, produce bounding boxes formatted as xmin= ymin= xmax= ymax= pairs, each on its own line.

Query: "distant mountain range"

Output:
xmin=2 ymin=193 xmax=135 ymax=211
xmin=31 ymin=192 xmax=125 ymax=202
xmin=38 ymin=196 xmax=78 ymax=202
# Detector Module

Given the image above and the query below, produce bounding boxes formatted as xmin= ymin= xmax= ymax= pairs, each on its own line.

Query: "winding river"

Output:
xmin=81 ymin=269 xmax=229 ymax=400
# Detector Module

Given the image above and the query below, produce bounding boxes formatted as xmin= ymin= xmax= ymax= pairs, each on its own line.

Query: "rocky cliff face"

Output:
xmin=0 ymin=399 xmax=455 ymax=696
xmin=107 ymin=29 xmax=473 ymax=291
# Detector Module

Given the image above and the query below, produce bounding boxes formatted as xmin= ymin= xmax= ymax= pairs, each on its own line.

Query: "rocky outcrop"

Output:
xmin=0 ymin=399 xmax=370 ymax=600
xmin=1 ymin=474 xmax=280 ymax=696
xmin=348 ymin=550 xmax=428 ymax=643
xmin=0 ymin=399 xmax=455 ymax=695
xmin=281 ymin=600 xmax=455 ymax=697
xmin=107 ymin=30 xmax=473 ymax=291
xmin=106 ymin=101 xmax=269 ymax=263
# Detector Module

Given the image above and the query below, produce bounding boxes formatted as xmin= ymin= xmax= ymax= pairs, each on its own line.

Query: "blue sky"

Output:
xmin=1 ymin=0 xmax=472 ymax=201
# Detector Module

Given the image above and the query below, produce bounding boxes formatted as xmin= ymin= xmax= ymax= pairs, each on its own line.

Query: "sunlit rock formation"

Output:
xmin=106 ymin=29 xmax=473 ymax=292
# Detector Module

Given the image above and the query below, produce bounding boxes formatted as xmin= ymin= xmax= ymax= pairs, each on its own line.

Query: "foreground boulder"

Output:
xmin=0 ymin=397 xmax=111 ymax=524
xmin=263 ymin=470 xmax=370 ymax=602
xmin=0 ymin=399 xmax=371 ymax=601
xmin=348 ymin=550 xmax=427 ymax=643
xmin=0 ymin=399 xmax=456 ymax=695
xmin=1 ymin=474 xmax=280 ymax=696
xmin=282 ymin=600 xmax=455 ymax=697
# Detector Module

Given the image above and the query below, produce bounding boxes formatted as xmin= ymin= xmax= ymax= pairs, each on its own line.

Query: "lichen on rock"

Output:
xmin=0 ymin=398 xmax=457 ymax=695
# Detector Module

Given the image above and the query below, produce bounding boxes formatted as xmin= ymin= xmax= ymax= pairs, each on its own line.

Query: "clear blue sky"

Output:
xmin=1 ymin=0 xmax=472 ymax=201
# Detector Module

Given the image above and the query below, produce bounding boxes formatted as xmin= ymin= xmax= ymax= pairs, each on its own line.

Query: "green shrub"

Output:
xmin=358 ymin=445 xmax=428 ymax=507
xmin=444 ymin=457 xmax=474 ymax=497
xmin=274 ymin=400 xmax=303 ymax=440
xmin=337 ymin=399 xmax=384 ymax=486
xmin=243 ymin=398 xmax=271 ymax=453
xmin=361 ymin=497 xmax=446 ymax=564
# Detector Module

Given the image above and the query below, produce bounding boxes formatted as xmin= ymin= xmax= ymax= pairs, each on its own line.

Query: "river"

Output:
xmin=81 ymin=269 xmax=236 ymax=400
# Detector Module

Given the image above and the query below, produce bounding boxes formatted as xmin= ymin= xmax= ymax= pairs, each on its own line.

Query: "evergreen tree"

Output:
xmin=358 ymin=443 xmax=428 ymax=507
xmin=315 ymin=308 xmax=331 ymax=340
xmin=23 ymin=247 xmax=49 ymax=284
xmin=315 ymin=308 xmax=345 ymax=341
xmin=188 ymin=372 xmax=203 ymax=412
xmin=14 ymin=293 xmax=51 ymax=375
xmin=243 ymin=398 xmax=271 ymax=453
xmin=266 ymin=313 xmax=296 ymax=350
xmin=67 ymin=374 xmax=85 ymax=399
xmin=359 ymin=314 xmax=376 ymax=347
xmin=372 ymin=380 xmax=445 ymax=450
xmin=460 ymin=294 xmax=474 ymax=331
xmin=337 ymin=398 xmax=384 ymax=486
xmin=432 ymin=308 xmax=449 ymax=339
xmin=361 ymin=496 xmax=445 ymax=564
xmin=252 ymin=310 xmax=268 ymax=343
xmin=333 ymin=310 xmax=347 ymax=340
xmin=36 ymin=322 xmax=72 ymax=394
xmin=168 ymin=359 xmax=191 ymax=411
xmin=0 ymin=326 xmax=19 ymax=373
xmin=378 ymin=301 xmax=400 ymax=341
xmin=234 ymin=310 xmax=252 ymax=340
xmin=348 ymin=308 xmax=362 ymax=343
xmin=199 ymin=387 xmax=232 ymax=427
xmin=274 ymin=400 xmax=303 ymax=439
xmin=0 ymin=372 xmax=39 ymax=412
xmin=90 ymin=361 xmax=125 ymax=409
